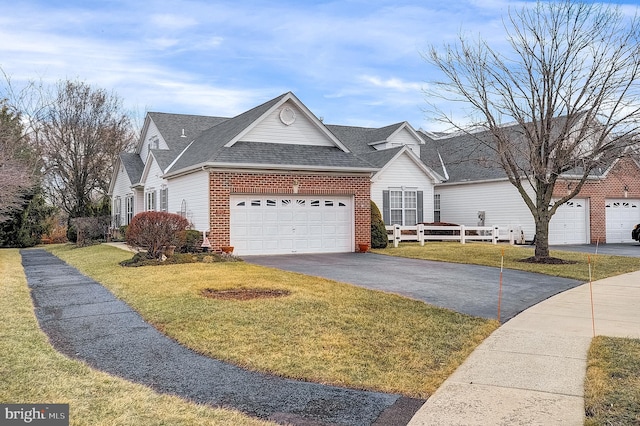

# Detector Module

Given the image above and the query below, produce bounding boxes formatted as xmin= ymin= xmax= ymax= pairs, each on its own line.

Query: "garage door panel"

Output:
xmin=231 ymin=195 xmax=353 ymax=255
xmin=606 ymin=199 xmax=640 ymax=243
xmin=263 ymin=226 xmax=278 ymax=236
xmin=263 ymin=211 xmax=278 ymax=221
xmin=549 ymin=199 xmax=588 ymax=245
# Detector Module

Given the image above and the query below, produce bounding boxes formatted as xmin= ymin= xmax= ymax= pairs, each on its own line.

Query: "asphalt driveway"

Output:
xmin=244 ymin=253 xmax=584 ymax=322
xmin=549 ymin=243 xmax=640 ymax=257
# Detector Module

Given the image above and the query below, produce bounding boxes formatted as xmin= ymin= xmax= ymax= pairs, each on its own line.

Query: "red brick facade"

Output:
xmin=208 ymin=171 xmax=371 ymax=252
xmin=553 ymin=158 xmax=640 ymax=243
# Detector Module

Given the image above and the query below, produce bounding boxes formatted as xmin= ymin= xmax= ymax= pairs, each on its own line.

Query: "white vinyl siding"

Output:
xmin=241 ymin=101 xmax=335 ymax=147
xmin=139 ymin=119 xmax=168 ymax=160
xmin=167 ymin=171 xmax=210 ymax=231
xmin=436 ymin=180 xmax=536 ymax=240
xmin=384 ymin=127 xmax=421 ymax=155
xmin=143 ymin=157 xmax=167 ymax=194
xmin=371 ymin=152 xmax=435 ymax=224
xmin=110 ymin=165 xmax=132 ymax=207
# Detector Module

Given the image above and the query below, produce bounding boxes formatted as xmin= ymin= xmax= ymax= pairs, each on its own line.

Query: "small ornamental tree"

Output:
xmin=370 ymin=201 xmax=388 ymax=249
xmin=125 ymin=212 xmax=189 ymax=259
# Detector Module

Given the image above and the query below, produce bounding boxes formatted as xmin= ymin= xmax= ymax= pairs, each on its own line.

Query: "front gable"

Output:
xmin=369 ymin=122 xmax=424 ymax=155
xmin=108 ymin=157 xmax=131 ymax=196
xmin=224 ymin=93 xmax=349 ymax=152
xmin=139 ymin=152 xmax=166 ymax=188
xmin=137 ymin=116 xmax=170 ymax=160
xmin=386 ymin=124 xmax=424 ymax=151
xmin=373 ymin=147 xmax=442 ymax=184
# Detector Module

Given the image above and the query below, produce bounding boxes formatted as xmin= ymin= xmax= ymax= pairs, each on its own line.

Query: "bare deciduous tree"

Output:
xmin=0 ymin=101 xmax=35 ymax=223
xmin=39 ymin=80 xmax=135 ymax=218
xmin=426 ymin=0 xmax=640 ymax=260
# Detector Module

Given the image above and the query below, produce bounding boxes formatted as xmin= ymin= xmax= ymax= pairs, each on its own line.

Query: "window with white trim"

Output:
xmin=145 ymin=190 xmax=156 ymax=211
xmin=434 ymin=194 xmax=441 ymax=222
xmin=390 ymin=189 xmax=418 ymax=226
xmin=113 ymin=197 xmax=121 ymax=227
xmin=125 ymin=195 xmax=134 ymax=224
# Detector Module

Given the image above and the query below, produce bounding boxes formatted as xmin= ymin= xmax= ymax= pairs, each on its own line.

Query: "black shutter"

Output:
xmin=417 ymin=191 xmax=423 ymax=223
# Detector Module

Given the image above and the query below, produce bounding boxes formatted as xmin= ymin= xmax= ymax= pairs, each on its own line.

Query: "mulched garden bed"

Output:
xmin=519 ymin=256 xmax=577 ymax=265
xmin=200 ymin=288 xmax=291 ymax=301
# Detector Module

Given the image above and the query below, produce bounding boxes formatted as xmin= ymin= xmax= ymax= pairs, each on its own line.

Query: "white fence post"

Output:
xmin=493 ymin=226 xmax=499 ymax=244
xmin=417 ymin=223 xmax=425 ymax=246
xmin=393 ymin=224 xmax=401 ymax=248
xmin=460 ymin=224 xmax=466 ymax=244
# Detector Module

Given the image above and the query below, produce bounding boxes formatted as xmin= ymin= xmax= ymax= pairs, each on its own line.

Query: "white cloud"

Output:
xmin=149 ymin=14 xmax=198 ymax=31
xmin=360 ymin=75 xmax=423 ymax=92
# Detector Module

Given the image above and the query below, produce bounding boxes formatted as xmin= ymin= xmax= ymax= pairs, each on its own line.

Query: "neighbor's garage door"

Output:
xmin=606 ymin=199 xmax=640 ymax=243
xmin=230 ymin=195 xmax=353 ymax=255
xmin=549 ymin=198 xmax=589 ymax=245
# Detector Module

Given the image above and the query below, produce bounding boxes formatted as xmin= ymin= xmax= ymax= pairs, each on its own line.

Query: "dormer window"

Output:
xmin=149 ymin=135 xmax=160 ymax=150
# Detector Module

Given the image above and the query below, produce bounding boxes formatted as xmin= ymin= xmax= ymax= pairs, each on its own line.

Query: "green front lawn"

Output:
xmin=45 ymin=244 xmax=498 ymax=399
xmin=373 ymin=242 xmax=640 ymax=282
xmin=0 ymin=249 xmax=273 ymax=426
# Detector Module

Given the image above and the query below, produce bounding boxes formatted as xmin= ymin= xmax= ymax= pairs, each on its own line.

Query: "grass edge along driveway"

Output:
xmin=0 ymin=248 xmax=274 ymax=426
xmin=45 ymin=244 xmax=498 ymax=399
xmin=372 ymin=242 xmax=640 ymax=282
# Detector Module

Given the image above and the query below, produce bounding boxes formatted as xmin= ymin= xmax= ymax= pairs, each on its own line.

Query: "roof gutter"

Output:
xmin=163 ymin=162 xmax=379 ymax=179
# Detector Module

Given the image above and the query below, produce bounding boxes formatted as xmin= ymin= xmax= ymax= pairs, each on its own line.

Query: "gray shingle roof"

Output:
xmin=356 ymin=146 xmax=404 ymax=168
xmin=214 ymin=142 xmax=376 ymax=169
xmin=326 ymin=123 xmax=405 ymax=154
xmin=168 ymin=93 xmax=288 ymax=172
xmin=128 ymin=93 xmax=442 ymax=178
xmin=146 ymin=112 xmax=229 ymax=170
xmin=420 ymin=115 xmax=620 ymax=183
xmin=120 ymin=152 xmax=145 ymax=184
xmin=420 ymin=130 xmax=507 ymax=183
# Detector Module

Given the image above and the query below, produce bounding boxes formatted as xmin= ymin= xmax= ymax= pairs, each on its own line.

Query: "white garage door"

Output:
xmin=606 ymin=199 xmax=640 ymax=243
xmin=549 ymin=198 xmax=589 ymax=245
xmin=230 ymin=195 xmax=353 ymax=255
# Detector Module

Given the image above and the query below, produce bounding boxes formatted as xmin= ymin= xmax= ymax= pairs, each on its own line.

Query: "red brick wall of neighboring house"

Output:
xmin=553 ymin=158 xmax=640 ymax=243
xmin=208 ymin=171 xmax=371 ymax=252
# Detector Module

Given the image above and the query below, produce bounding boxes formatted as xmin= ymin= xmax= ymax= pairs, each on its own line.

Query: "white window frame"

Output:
xmin=434 ymin=194 xmax=441 ymax=223
xmin=113 ymin=197 xmax=122 ymax=227
xmin=125 ymin=195 xmax=134 ymax=224
xmin=390 ymin=188 xmax=418 ymax=226
xmin=145 ymin=190 xmax=156 ymax=211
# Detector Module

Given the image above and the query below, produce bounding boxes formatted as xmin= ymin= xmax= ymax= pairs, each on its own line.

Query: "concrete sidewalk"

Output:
xmin=408 ymin=270 xmax=640 ymax=425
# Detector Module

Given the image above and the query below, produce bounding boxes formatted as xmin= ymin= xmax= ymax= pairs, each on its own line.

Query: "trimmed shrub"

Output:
xmin=181 ymin=229 xmax=203 ymax=253
xmin=370 ymin=200 xmax=388 ymax=249
xmin=125 ymin=212 xmax=190 ymax=259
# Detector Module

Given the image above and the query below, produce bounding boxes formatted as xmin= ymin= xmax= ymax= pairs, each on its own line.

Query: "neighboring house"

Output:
xmin=420 ymin=127 xmax=640 ymax=244
xmin=109 ymin=92 xmax=443 ymax=255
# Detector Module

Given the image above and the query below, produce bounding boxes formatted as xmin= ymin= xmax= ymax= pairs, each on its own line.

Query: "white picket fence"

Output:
xmin=386 ymin=224 xmax=526 ymax=247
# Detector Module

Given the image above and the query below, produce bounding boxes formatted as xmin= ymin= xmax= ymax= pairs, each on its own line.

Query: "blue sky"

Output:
xmin=2 ymin=0 xmax=639 ymax=131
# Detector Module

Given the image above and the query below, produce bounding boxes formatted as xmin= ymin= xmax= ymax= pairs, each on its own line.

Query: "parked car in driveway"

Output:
xmin=633 ymin=224 xmax=640 ymax=241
